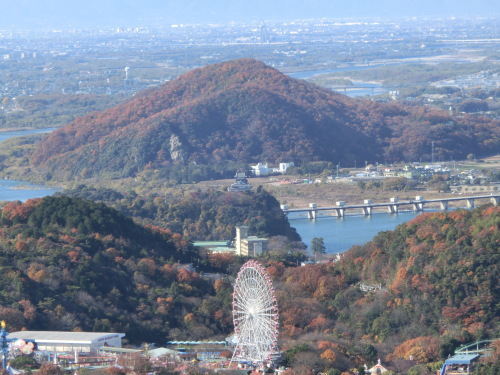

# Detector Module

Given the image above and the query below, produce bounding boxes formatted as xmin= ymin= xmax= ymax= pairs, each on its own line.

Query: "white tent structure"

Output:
xmin=7 ymin=331 xmax=125 ymax=353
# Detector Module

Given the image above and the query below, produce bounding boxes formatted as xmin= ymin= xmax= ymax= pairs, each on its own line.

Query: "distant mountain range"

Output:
xmin=31 ymin=59 xmax=499 ymax=181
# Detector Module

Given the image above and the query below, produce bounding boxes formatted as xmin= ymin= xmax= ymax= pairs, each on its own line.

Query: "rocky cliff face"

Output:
xmin=169 ymin=134 xmax=185 ymax=162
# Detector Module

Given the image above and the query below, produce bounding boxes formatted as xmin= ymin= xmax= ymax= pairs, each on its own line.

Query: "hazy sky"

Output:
xmin=0 ymin=0 xmax=497 ymax=30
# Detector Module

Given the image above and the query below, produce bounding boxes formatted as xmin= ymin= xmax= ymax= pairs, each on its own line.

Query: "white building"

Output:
xmin=7 ymin=331 xmax=125 ymax=353
xmin=278 ymin=162 xmax=294 ymax=174
xmin=235 ymin=226 xmax=268 ymax=257
xmin=250 ymin=162 xmax=272 ymax=176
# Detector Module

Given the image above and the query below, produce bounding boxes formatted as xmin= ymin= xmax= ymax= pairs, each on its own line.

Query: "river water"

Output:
xmin=0 ymin=179 xmax=61 ymax=202
xmin=0 ymin=127 xmax=56 ymax=143
xmin=0 ymin=128 xmax=61 ymax=202
xmin=287 ymin=64 xmax=391 ymax=97
xmin=289 ymin=211 xmax=422 ymax=254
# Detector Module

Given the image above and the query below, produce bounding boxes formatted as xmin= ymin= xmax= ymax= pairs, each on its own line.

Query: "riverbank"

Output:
xmin=0 ymin=127 xmax=36 ymax=132
xmin=196 ymin=173 xmax=499 ymax=210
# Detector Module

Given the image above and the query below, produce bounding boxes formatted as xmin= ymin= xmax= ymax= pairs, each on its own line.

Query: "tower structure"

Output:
xmin=260 ymin=21 xmax=270 ymax=44
xmin=235 ymin=226 xmax=249 ymax=255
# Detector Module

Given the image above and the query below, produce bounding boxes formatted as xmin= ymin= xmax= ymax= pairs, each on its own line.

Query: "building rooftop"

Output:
xmin=246 ymin=236 xmax=268 ymax=241
xmin=444 ymin=354 xmax=480 ymax=365
xmin=8 ymin=331 xmax=125 ymax=344
xmin=193 ymin=241 xmax=230 ymax=247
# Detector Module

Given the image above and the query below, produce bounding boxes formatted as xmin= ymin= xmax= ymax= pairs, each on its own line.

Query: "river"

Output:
xmin=0 ymin=128 xmax=61 ymax=202
xmin=0 ymin=127 xmax=56 ymax=143
xmin=0 ymin=179 xmax=61 ymax=202
xmin=289 ymin=211 xmax=422 ymax=254
xmin=286 ymin=63 xmax=397 ymax=80
xmin=287 ymin=64 xmax=391 ymax=97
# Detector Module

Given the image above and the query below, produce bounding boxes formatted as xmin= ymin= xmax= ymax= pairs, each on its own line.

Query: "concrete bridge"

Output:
xmin=281 ymin=194 xmax=500 ymax=219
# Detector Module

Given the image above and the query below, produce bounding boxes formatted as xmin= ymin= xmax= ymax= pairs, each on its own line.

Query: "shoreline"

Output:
xmin=0 ymin=127 xmax=36 ymax=133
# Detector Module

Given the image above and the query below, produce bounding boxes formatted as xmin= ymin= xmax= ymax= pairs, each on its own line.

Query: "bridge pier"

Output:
xmin=362 ymin=206 xmax=372 ymax=216
xmin=308 ymin=203 xmax=317 ymax=220
xmin=333 ymin=208 xmax=345 ymax=217
xmin=440 ymin=201 xmax=449 ymax=210
xmin=491 ymin=196 xmax=499 ymax=206
xmin=388 ymin=205 xmax=398 ymax=214
xmin=412 ymin=203 xmax=424 ymax=211
xmin=467 ymin=198 xmax=475 ymax=209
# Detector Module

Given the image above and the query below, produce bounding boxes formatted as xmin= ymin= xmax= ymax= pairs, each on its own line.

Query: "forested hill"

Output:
xmin=271 ymin=205 xmax=499 ymax=372
xmin=0 ymin=196 xmax=215 ymax=343
xmin=31 ymin=58 xmax=499 ymax=181
xmin=59 ymin=185 xmax=301 ymax=242
xmin=0 ymin=193 xmax=298 ymax=345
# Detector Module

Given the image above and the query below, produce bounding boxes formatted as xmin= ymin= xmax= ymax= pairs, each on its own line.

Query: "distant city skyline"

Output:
xmin=0 ymin=0 xmax=498 ymax=30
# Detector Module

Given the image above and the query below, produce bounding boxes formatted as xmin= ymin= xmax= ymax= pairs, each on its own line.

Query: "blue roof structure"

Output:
xmin=444 ymin=354 xmax=480 ymax=365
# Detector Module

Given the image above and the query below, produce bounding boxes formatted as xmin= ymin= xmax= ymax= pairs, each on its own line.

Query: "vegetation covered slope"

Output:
xmin=0 ymin=196 xmax=233 ymax=344
xmin=31 ymin=59 xmax=499 ymax=181
xmin=59 ymin=185 xmax=301 ymax=241
xmin=269 ymin=205 xmax=499 ymax=372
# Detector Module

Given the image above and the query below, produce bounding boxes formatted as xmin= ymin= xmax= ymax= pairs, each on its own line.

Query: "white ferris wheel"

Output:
xmin=231 ymin=260 xmax=280 ymax=367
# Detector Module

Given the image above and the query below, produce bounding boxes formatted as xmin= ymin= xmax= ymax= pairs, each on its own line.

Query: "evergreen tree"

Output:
xmin=311 ymin=237 xmax=326 ymax=254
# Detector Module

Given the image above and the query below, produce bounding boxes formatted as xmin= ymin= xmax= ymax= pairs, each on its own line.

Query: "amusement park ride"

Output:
xmin=230 ymin=260 xmax=280 ymax=370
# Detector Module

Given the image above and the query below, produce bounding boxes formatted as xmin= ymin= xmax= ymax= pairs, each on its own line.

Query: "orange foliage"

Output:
xmin=213 ymin=278 xmax=229 ymax=293
xmin=387 ymin=336 xmax=439 ymax=363
xmin=481 ymin=206 xmax=499 ymax=217
xmin=465 ymin=322 xmax=485 ymax=336
xmin=354 ymin=257 xmax=364 ymax=265
xmin=207 ymin=253 xmax=235 ymax=269
xmin=266 ymin=261 xmax=286 ymax=279
xmin=320 ymin=349 xmax=337 ymax=362
xmin=407 ymin=212 xmax=434 ymax=227
xmin=317 ymin=341 xmax=333 ymax=350
xmin=162 ymin=263 xmax=176 ymax=279
xmin=26 ymin=263 xmax=47 ymax=282
xmin=18 ymin=300 xmax=36 ymax=322
xmin=1 ymin=199 xmax=41 ymax=222
xmin=390 ymin=267 xmax=408 ymax=293
xmin=156 ymin=297 xmax=173 ymax=315
xmin=183 ymin=313 xmax=195 ymax=326
xmin=15 ymin=240 xmax=27 ymax=251
xmin=177 ymin=268 xmax=197 ymax=283
xmin=313 ymin=274 xmax=344 ymax=300
xmin=409 ymin=244 xmax=426 ymax=255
